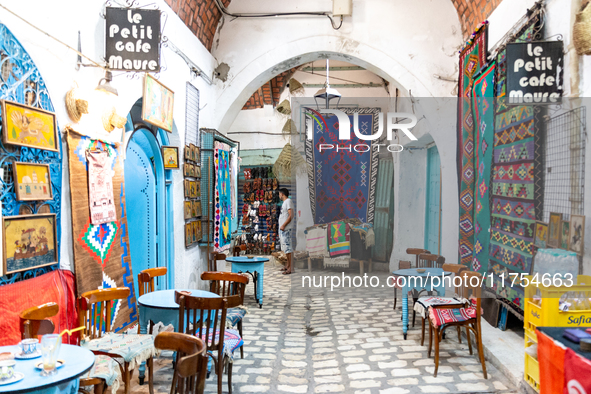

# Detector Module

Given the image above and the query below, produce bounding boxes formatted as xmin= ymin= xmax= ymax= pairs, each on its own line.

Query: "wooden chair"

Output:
xmin=154 ymin=332 xmax=208 ymax=394
xmin=417 ymin=253 xmax=446 ymax=268
xmin=138 ymin=267 xmax=168 ymax=297
xmin=428 ymin=271 xmax=487 ymax=378
xmin=138 ymin=267 xmax=168 ymax=334
xmin=208 ymin=253 xmax=226 ymax=271
xmin=417 ymin=263 xmax=468 ymax=346
xmin=201 ymin=272 xmax=249 ymax=358
xmin=19 ymin=303 xmax=115 ymax=394
xmin=78 ymin=287 xmax=155 ymax=394
xmin=175 ymin=292 xmax=243 ymax=394
xmin=393 ymin=261 xmax=412 ymax=310
xmin=406 ymin=248 xmax=429 ymax=267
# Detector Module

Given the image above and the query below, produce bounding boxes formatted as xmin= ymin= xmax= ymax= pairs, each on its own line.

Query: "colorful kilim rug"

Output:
xmin=305 ymin=108 xmax=379 ymax=224
xmin=327 ymin=221 xmax=350 ymax=258
xmin=214 ymin=141 xmax=232 ymax=252
xmin=67 ymin=130 xmax=137 ymax=332
xmin=471 ymin=63 xmax=495 ymax=275
xmin=457 ymin=23 xmax=488 ymax=267
xmin=487 ymin=20 xmax=541 ymax=309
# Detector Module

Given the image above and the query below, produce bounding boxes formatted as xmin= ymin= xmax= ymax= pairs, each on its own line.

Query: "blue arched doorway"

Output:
xmin=124 ymin=99 xmax=174 ymax=295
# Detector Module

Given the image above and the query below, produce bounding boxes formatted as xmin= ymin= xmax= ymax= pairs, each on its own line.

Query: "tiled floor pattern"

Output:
xmin=130 ymin=263 xmax=518 ymax=394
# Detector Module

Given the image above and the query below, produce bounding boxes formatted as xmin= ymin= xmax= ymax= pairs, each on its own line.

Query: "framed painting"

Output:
xmin=1 ymin=100 xmax=59 ymax=152
xmin=184 ymin=180 xmax=190 ymax=198
xmin=534 ymin=221 xmax=548 ymax=249
xmin=195 ymin=146 xmax=200 ymax=161
xmin=195 ymin=180 xmax=201 ymax=197
xmin=185 ymin=145 xmax=191 ymax=160
xmin=548 ymin=212 xmax=563 ymax=248
xmin=570 ymin=215 xmax=585 ymax=255
xmin=142 ymin=74 xmax=174 ymax=133
xmin=12 ymin=162 xmax=53 ymax=201
xmin=194 ymin=220 xmax=202 ymax=242
xmin=3 ymin=213 xmax=58 ymax=275
xmin=195 ymin=165 xmax=201 ymax=178
xmin=188 ymin=164 xmax=195 ymax=178
xmin=185 ymin=223 xmax=193 ymax=248
xmin=191 ymin=221 xmax=197 ymax=243
xmin=162 ymin=146 xmax=179 ymax=170
xmin=189 ymin=144 xmax=197 ymax=162
xmin=561 ymin=221 xmax=570 ymax=250
xmin=184 ymin=201 xmax=191 ymax=220
xmin=195 ymin=201 xmax=201 ymax=217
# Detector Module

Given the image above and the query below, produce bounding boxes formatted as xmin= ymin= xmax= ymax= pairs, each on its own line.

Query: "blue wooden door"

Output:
xmin=425 ymin=146 xmax=441 ymax=254
xmin=125 ymin=138 xmax=157 ymax=298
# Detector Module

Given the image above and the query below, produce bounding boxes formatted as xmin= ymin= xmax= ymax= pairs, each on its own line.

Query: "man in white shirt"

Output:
xmin=278 ymin=188 xmax=294 ymax=274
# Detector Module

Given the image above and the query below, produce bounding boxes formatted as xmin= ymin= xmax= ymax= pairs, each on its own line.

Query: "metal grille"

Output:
xmin=543 ymin=106 xmax=586 ymax=222
xmin=185 ymin=83 xmax=200 ymax=147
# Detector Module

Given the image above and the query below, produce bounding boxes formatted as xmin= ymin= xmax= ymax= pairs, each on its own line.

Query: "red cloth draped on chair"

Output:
xmin=0 ymin=270 xmax=78 ymax=345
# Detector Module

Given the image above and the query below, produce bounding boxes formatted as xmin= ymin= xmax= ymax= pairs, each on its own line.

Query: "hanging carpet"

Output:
xmin=305 ymin=108 xmax=379 ymax=225
xmin=66 ymin=129 xmax=137 ymax=332
xmin=214 ymin=141 xmax=232 ymax=252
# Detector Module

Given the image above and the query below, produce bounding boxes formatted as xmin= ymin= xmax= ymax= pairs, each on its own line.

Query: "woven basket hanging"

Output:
xmin=276 ymin=99 xmax=291 ymax=115
xmin=574 ymin=2 xmax=591 ymax=55
xmin=282 ymin=119 xmax=297 ymax=135
xmin=65 ymin=87 xmax=89 ymax=123
xmin=273 ymin=143 xmax=306 ymax=181
xmin=288 ymin=78 xmax=305 ymax=95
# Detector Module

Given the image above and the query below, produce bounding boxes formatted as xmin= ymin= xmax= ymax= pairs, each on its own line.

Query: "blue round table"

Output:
xmin=226 ymin=256 xmax=269 ymax=308
xmin=391 ymin=268 xmax=452 ymax=340
xmin=0 ymin=344 xmax=94 ymax=394
xmin=137 ymin=289 xmax=218 ymax=382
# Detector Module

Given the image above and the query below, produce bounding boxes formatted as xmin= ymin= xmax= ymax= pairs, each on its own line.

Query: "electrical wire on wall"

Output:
xmin=212 ymin=0 xmax=344 ymax=30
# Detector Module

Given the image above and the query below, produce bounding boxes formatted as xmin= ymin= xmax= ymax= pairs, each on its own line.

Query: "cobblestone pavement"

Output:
xmin=130 ymin=262 xmax=518 ymax=394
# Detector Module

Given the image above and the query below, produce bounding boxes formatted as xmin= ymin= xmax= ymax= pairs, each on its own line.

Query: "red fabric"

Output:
xmin=564 ymin=348 xmax=591 ymax=394
xmin=537 ymin=330 xmax=565 ymax=394
xmin=0 ymin=270 xmax=78 ymax=346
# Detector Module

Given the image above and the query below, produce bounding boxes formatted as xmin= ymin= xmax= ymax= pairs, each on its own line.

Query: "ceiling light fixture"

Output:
xmin=314 ymin=59 xmax=341 ymax=109
xmin=95 ymin=70 xmax=118 ymax=96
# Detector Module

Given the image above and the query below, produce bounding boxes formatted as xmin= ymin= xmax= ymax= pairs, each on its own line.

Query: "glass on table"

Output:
xmin=40 ymin=334 xmax=61 ymax=376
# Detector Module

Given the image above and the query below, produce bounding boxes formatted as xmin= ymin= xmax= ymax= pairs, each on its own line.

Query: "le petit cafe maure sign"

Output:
xmin=105 ymin=7 xmax=161 ymax=72
xmin=507 ymin=40 xmax=564 ymax=104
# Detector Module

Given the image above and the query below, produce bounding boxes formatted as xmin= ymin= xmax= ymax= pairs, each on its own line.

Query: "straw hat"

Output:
xmin=65 ymin=87 xmax=88 ymax=123
xmin=102 ymin=106 xmax=127 ymax=132
xmin=574 ymin=2 xmax=591 ymax=55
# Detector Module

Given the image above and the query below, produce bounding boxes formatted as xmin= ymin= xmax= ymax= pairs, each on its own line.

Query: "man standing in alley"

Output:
xmin=278 ymin=188 xmax=294 ymax=274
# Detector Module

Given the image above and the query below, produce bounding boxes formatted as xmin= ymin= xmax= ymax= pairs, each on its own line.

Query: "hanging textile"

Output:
xmin=305 ymin=108 xmax=379 ymax=224
xmin=87 ymin=150 xmax=117 ymax=225
xmin=214 ymin=141 xmax=232 ymax=252
xmin=66 ymin=130 xmax=136 ymax=332
xmin=470 ymin=63 xmax=496 ymax=275
xmin=327 ymin=221 xmax=351 ymax=257
xmin=457 ymin=22 xmax=489 ymax=267
xmin=487 ymin=20 xmax=541 ymax=309
xmin=230 ymin=150 xmax=238 ymax=219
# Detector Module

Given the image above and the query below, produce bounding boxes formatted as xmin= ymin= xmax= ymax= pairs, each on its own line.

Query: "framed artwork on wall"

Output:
xmin=194 ymin=220 xmax=202 ymax=242
xmin=3 ymin=213 xmax=58 ymax=275
xmin=548 ymin=212 xmax=562 ymax=248
xmin=195 ymin=201 xmax=201 ymax=217
xmin=569 ymin=215 xmax=585 ymax=255
xmin=534 ymin=221 xmax=548 ymax=249
xmin=195 ymin=180 xmax=201 ymax=197
xmin=185 ymin=222 xmax=193 ymax=247
xmin=184 ymin=180 xmax=190 ymax=198
xmin=183 ymin=164 xmax=190 ymax=177
xmin=561 ymin=221 xmax=570 ymax=250
xmin=195 ymin=165 xmax=201 ymax=178
xmin=162 ymin=146 xmax=179 ymax=169
xmin=189 ymin=144 xmax=197 ymax=162
xmin=185 ymin=145 xmax=191 ymax=160
xmin=184 ymin=201 xmax=191 ymax=220
xmin=142 ymin=74 xmax=174 ymax=133
xmin=1 ymin=100 xmax=59 ymax=152
xmin=12 ymin=162 xmax=53 ymax=201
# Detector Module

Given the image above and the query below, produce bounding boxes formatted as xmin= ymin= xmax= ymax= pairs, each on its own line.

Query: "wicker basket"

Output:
xmin=574 ymin=2 xmax=591 ymax=55
xmin=65 ymin=87 xmax=88 ymax=123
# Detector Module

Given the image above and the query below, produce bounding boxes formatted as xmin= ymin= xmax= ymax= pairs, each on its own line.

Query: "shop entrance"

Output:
xmin=124 ymin=124 xmax=172 ymax=296
xmin=424 ymin=145 xmax=441 ymax=254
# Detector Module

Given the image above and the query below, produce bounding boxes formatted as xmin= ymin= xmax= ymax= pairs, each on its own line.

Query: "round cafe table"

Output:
xmin=137 ymin=289 xmax=219 ymax=383
xmin=391 ymin=268 xmax=452 ymax=340
xmin=0 ymin=344 xmax=94 ymax=394
xmin=226 ymin=256 xmax=269 ymax=308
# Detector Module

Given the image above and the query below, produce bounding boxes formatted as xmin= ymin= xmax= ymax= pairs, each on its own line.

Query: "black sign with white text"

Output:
xmin=105 ymin=7 xmax=161 ymax=72
xmin=507 ymin=41 xmax=563 ymax=105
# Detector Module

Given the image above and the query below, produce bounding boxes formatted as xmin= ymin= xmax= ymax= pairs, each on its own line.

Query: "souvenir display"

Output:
xmin=1 ymin=100 xmax=59 ymax=152
xmin=182 ymin=141 xmax=201 ymax=248
xmin=237 ymin=166 xmax=280 ymax=255
xmin=12 ymin=162 xmax=53 ymax=201
xmin=161 ymin=146 xmax=179 ymax=170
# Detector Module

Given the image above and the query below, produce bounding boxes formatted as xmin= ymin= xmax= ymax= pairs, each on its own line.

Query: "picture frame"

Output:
xmin=194 ymin=220 xmax=202 ymax=242
xmin=161 ymin=146 xmax=179 ymax=170
xmin=12 ymin=162 xmax=53 ymax=201
xmin=569 ymin=215 xmax=586 ymax=255
xmin=189 ymin=143 xmax=197 ymax=162
xmin=184 ymin=201 xmax=191 ymax=220
xmin=142 ymin=74 xmax=174 ymax=133
xmin=1 ymin=100 xmax=59 ymax=152
xmin=195 ymin=146 xmax=200 ymax=161
xmin=561 ymin=221 xmax=570 ymax=250
xmin=195 ymin=201 xmax=201 ymax=217
xmin=189 ymin=164 xmax=196 ymax=178
xmin=183 ymin=164 xmax=190 ymax=177
xmin=191 ymin=221 xmax=198 ymax=243
xmin=195 ymin=165 xmax=201 ymax=178
xmin=184 ymin=180 xmax=190 ymax=198
xmin=548 ymin=212 xmax=563 ymax=248
xmin=3 ymin=213 xmax=58 ymax=275
xmin=185 ymin=222 xmax=193 ymax=247
xmin=534 ymin=221 xmax=548 ymax=249
xmin=185 ymin=145 xmax=191 ymax=160
xmin=194 ymin=180 xmax=201 ymax=197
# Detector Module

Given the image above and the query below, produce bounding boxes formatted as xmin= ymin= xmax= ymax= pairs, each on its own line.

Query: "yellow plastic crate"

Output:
xmin=524 ymin=351 xmax=540 ymax=392
xmin=524 ymin=275 xmax=591 ymax=332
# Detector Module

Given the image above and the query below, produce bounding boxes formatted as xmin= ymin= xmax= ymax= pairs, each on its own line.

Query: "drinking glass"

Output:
xmin=40 ymin=334 xmax=61 ymax=376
